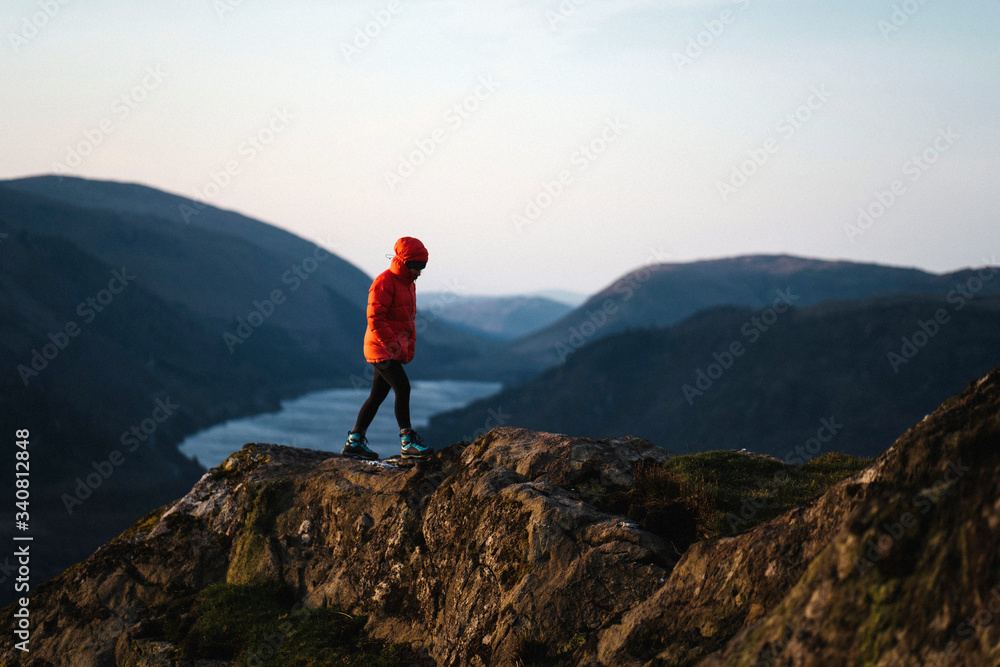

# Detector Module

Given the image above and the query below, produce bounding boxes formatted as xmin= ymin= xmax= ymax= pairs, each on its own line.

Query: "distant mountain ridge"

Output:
xmin=416 ymin=293 xmax=574 ymax=340
xmin=431 ymin=254 xmax=1000 ymax=382
xmin=502 ymin=254 xmax=1000 ymax=369
xmin=427 ymin=291 xmax=1000 ymax=459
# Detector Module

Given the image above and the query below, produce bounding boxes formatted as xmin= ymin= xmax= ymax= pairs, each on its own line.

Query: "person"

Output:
xmin=343 ymin=237 xmax=433 ymax=460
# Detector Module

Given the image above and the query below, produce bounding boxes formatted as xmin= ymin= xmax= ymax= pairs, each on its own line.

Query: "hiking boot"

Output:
xmin=342 ymin=432 xmax=378 ymax=460
xmin=400 ymin=429 xmax=432 ymax=459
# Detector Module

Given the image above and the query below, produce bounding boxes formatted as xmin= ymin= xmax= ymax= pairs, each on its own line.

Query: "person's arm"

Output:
xmin=368 ymin=275 xmax=400 ymax=359
xmin=403 ymin=285 xmax=417 ymax=363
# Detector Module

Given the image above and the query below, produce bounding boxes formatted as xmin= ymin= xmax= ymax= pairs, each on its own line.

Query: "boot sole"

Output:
xmin=342 ymin=451 xmax=378 ymax=460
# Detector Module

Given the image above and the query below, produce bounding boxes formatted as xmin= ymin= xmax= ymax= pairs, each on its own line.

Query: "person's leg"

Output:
xmin=352 ymin=365 xmax=392 ymax=434
xmin=373 ymin=360 xmax=411 ymax=431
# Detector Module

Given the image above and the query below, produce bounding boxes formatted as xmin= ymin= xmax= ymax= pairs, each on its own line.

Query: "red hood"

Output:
xmin=395 ymin=237 xmax=428 ymax=262
xmin=389 ymin=237 xmax=428 ymax=280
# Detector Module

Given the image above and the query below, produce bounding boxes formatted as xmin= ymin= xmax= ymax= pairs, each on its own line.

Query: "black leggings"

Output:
xmin=352 ymin=360 xmax=411 ymax=433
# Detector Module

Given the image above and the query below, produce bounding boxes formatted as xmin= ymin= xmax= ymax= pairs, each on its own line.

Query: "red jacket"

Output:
xmin=363 ymin=237 xmax=429 ymax=364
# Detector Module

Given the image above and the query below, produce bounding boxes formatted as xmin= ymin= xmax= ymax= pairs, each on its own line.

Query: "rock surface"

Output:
xmin=3 ymin=368 xmax=1000 ymax=666
xmin=2 ymin=429 xmax=673 ymax=666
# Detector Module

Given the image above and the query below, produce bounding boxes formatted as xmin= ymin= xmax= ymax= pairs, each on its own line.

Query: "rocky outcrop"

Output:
xmin=593 ymin=369 xmax=1000 ymax=666
xmin=4 ymin=368 xmax=1000 ymax=666
xmin=690 ymin=371 xmax=1000 ymax=667
xmin=2 ymin=429 xmax=673 ymax=666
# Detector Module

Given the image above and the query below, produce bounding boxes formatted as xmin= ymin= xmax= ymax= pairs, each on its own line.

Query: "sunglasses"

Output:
xmin=405 ymin=260 xmax=428 ymax=270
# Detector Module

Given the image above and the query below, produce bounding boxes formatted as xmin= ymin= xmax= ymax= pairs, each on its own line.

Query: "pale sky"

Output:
xmin=2 ymin=0 xmax=998 ymax=296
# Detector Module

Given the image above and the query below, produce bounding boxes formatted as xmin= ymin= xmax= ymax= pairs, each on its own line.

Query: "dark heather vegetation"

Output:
xmin=595 ymin=450 xmax=873 ymax=557
xmin=136 ymin=580 xmax=433 ymax=666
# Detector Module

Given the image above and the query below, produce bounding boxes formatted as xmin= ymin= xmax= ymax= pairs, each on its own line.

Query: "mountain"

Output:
xmin=470 ymin=255 xmax=1000 ymax=378
xmin=415 ymin=293 xmax=574 ymax=340
xmin=425 ymin=292 xmax=1000 ymax=459
xmin=1 ymin=174 xmax=373 ymax=310
xmin=0 ymin=176 xmax=493 ymax=376
xmin=531 ymin=289 xmax=589 ymax=307
xmin=4 ymin=366 xmax=999 ymax=665
xmin=0 ymin=178 xmax=367 ymax=362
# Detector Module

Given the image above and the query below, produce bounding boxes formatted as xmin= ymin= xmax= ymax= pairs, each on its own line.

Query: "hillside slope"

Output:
xmin=0 ymin=180 xmax=368 ymax=349
xmin=4 ymin=366 xmax=999 ymax=665
xmin=426 ymin=293 xmax=1000 ymax=459
xmin=0 ymin=228 xmax=323 ymax=602
xmin=1 ymin=175 xmax=373 ymax=311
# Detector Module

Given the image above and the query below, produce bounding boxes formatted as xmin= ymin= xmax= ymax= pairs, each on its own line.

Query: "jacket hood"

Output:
xmin=389 ymin=237 xmax=428 ymax=281
xmin=394 ymin=237 xmax=429 ymax=263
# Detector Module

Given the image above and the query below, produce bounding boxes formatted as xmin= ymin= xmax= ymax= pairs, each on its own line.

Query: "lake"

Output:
xmin=177 ymin=380 xmax=503 ymax=466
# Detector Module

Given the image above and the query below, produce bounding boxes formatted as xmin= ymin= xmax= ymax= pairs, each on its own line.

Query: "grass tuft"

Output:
xmin=183 ymin=580 xmax=294 ymax=660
